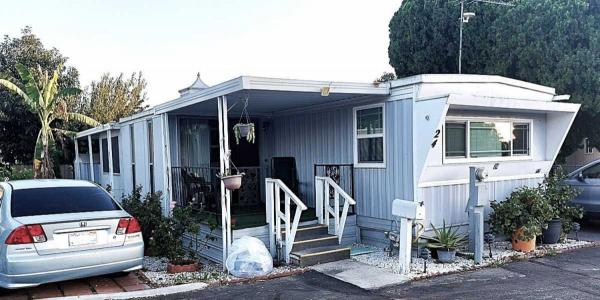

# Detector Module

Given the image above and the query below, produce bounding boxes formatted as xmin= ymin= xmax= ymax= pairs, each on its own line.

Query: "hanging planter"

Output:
xmin=233 ymin=123 xmax=255 ymax=144
xmin=217 ymin=152 xmax=245 ymax=190
xmin=232 ymin=94 xmax=255 ymax=144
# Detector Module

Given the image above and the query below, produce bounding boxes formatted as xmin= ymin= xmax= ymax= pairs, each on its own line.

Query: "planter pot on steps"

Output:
xmin=436 ymin=249 xmax=457 ymax=263
xmin=511 ymin=228 xmax=536 ymax=252
xmin=167 ymin=260 xmax=199 ymax=273
xmin=541 ymin=218 xmax=562 ymax=244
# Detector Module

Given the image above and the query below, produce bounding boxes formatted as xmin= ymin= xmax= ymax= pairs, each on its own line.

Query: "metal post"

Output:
xmin=467 ymin=166 xmax=486 ymax=264
xmin=74 ymin=138 xmax=80 ymax=179
xmin=459 ymin=0 xmax=464 ymax=74
xmin=107 ymin=129 xmax=114 ymax=195
xmin=87 ymin=135 xmax=94 ymax=182
xmin=217 ymin=96 xmax=232 ymax=269
xmin=399 ymin=217 xmax=413 ymax=274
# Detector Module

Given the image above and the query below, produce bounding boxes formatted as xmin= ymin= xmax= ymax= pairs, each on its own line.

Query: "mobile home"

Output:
xmin=74 ymin=74 xmax=579 ymax=265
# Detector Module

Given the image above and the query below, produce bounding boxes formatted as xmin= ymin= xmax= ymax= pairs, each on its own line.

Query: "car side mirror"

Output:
xmin=577 ymin=172 xmax=585 ymax=182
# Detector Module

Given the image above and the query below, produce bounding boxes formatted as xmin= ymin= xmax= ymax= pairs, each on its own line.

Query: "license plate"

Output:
xmin=68 ymin=231 xmax=97 ymax=247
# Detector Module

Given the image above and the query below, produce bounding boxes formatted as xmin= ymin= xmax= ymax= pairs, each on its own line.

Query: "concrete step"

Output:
xmin=281 ymin=224 xmax=328 ymax=240
xmin=290 ymin=245 xmax=351 ymax=267
xmin=292 ymin=234 xmax=339 ymax=251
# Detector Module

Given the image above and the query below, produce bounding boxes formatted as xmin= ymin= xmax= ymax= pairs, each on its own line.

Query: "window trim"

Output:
xmin=101 ymin=136 xmax=121 ymax=175
xmin=353 ymin=103 xmax=386 ymax=168
xmin=443 ymin=117 xmax=533 ymax=164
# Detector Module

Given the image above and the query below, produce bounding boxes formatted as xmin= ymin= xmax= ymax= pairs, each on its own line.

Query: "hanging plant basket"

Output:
xmin=219 ymin=173 xmax=244 ymax=190
xmin=232 ymin=94 xmax=256 ymax=144
xmin=233 ymin=123 xmax=255 ymax=144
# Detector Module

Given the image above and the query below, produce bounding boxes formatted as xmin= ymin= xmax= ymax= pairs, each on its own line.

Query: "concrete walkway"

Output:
xmin=310 ymin=259 xmax=409 ymax=290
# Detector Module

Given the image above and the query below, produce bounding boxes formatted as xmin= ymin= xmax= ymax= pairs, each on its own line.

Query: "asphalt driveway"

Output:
xmin=153 ymin=219 xmax=600 ymax=300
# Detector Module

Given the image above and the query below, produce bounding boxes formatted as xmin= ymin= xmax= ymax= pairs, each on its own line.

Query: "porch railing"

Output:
xmin=265 ymin=178 xmax=307 ymax=263
xmin=315 ymin=176 xmax=356 ymax=243
xmin=171 ymin=166 xmax=261 ymax=215
xmin=314 ymin=164 xmax=355 ymax=214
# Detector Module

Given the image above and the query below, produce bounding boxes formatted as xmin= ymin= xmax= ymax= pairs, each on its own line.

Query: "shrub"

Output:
xmin=539 ymin=169 xmax=583 ymax=234
xmin=489 ymin=186 xmax=554 ymax=241
xmin=121 ymin=186 xmax=201 ymax=260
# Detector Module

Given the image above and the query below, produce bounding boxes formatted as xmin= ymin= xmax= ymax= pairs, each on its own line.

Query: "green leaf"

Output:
xmin=66 ymin=113 xmax=100 ymax=127
xmin=0 ymin=79 xmax=36 ymax=111
xmin=15 ymin=64 xmax=42 ymax=106
xmin=57 ymin=87 xmax=82 ymax=98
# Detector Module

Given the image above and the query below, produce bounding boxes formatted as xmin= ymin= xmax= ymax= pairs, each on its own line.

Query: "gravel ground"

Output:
xmin=351 ymin=239 xmax=593 ymax=280
xmin=142 ymin=256 xmax=303 ymax=287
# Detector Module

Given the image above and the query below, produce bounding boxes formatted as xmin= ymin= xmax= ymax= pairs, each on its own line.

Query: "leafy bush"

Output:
xmin=489 ymin=186 xmax=554 ymax=241
xmin=121 ymin=186 xmax=202 ymax=260
xmin=0 ymin=164 xmax=33 ymax=180
xmin=539 ymin=169 xmax=583 ymax=234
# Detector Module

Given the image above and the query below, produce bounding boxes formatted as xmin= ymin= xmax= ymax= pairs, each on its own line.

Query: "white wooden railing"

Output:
xmin=315 ymin=176 xmax=356 ymax=243
xmin=265 ymin=178 xmax=308 ymax=263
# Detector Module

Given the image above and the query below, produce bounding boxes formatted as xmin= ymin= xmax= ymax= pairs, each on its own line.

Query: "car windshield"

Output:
xmin=11 ymin=186 xmax=121 ymax=217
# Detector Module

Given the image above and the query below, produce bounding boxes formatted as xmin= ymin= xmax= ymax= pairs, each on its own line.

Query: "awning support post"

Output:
xmin=217 ymin=95 xmax=232 ymax=269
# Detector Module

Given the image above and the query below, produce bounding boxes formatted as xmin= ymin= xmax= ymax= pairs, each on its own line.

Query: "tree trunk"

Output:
xmin=33 ymin=129 xmax=55 ymax=179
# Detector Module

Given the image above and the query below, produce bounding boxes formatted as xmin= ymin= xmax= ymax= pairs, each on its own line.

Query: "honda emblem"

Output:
xmin=80 ymin=221 xmax=87 ymax=227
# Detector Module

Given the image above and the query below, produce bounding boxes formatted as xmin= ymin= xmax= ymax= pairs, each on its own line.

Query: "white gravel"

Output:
xmin=351 ymin=239 xmax=593 ymax=280
xmin=142 ymin=256 xmax=303 ymax=287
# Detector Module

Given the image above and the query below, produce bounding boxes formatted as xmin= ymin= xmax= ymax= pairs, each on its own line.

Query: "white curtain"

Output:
xmin=179 ymin=118 xmax=211 ymax=167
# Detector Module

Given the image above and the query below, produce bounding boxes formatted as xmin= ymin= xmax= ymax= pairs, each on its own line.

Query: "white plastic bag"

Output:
xmin=225 ymin=236 xmax=273 ymax=278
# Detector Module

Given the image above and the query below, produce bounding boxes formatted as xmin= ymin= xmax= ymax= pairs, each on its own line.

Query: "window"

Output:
xmin=130 ymin=124 xmax=136 ymax=188
xmin=583 ymin=163 xmax=600 ymax=179
xmin=444 ymin=119 xmax=531 ymax=162
xmin=101 ymin=137 xmax=120 ymax=174
xmin=147 ymin=120 xmax=155 ymax=193
xmin=354 ymin=104 xmax=385 ymax=167
xmin=445 ymin=122 xmax=467 ymax=157
xmin=11 ymin=187 xmax=120 ymax=217
xmin=584 ymin=138 xmax=593 ymax=154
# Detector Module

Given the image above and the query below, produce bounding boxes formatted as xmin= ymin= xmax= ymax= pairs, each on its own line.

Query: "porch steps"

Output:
xmin=283 ymin=224 xmax=350 ymax=266
xmin=290 ymin=245 xmax=352 ymax=267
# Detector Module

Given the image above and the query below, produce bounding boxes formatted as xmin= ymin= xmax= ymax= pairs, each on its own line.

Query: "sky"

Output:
xmin=0 ymin=1 xmax=402 ymax=106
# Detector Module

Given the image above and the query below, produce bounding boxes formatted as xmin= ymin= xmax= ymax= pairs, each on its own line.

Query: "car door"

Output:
xmin=567 ymin=162 xmax=600 ymax=214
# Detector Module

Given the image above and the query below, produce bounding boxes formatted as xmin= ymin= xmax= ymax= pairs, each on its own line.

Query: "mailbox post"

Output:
xmin=466 ymin=166 xmax=488 ymax=264
xmin=392 ymin=199 xmax=425 ymax=274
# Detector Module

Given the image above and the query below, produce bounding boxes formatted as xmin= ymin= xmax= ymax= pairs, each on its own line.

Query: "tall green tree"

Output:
xmin=85 ymin=72 xmax=148 ymax=124
xmin=0 ymin=27 xmax=84 ymax=164
xmin=388 ymin=0 xmax=599 ymax=158
xmin=0 ymin=64 xmax=99 ymax=178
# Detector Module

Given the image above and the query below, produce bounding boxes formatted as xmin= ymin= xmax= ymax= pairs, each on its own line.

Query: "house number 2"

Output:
xmin=431 ymin=129 xmax=440 ymax=148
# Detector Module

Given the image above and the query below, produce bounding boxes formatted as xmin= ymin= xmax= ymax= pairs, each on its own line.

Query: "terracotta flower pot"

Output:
xmin=167 ymin=260 xmax=200 ymax=273
xmin=511 ymin=228 xmax=536 ymax=252
xmin=221 ymin=174 xmax=243 ymax=190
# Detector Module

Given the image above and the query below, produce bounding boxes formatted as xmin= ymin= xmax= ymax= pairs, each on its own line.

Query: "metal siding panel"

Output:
xmin=267 ymin=99 xmax=408 ymax=221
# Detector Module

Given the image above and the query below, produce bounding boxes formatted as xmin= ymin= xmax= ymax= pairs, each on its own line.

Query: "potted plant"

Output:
xmin=489 ymin=186 xmax=554 ymax=252
xmin=427 ymin=220 xmax=466 ymax=263
xmin=233 ymin=123 xmax=256 ymax=144
xmin=539 ymin=169 xmax=583 ymax=244
xmin=218 ymin=169 xmax=245 ymax=190
xmin=162 ymin=204 xmax=202 ymax=273
xmin=232 ymin=95 xmax=256 ymax=144
xmin=217 ymin=153 xmax=245 ymax=190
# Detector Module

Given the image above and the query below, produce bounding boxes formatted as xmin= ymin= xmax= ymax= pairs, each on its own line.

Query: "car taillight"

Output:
xmin=116 ymin=218 xmax=130 ymax=235
xmin=6 ymin=224 xmax=47 ymax=245
xmin=116 ymin=217 xmax=141 ymax=235
xmin=127 ymin=217 xmax=142 ymax=234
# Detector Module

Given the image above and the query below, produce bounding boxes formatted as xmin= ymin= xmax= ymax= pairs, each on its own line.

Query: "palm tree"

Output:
xmin=0 ymin=64 xmax=99 ymax=178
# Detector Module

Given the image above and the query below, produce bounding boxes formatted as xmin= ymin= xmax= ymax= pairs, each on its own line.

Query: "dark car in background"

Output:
xmin=565 ymin=160 xmax=600 ymax=218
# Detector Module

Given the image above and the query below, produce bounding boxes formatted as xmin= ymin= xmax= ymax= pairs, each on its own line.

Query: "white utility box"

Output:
xmin=392 ymin=199 xmax=425 ymax=220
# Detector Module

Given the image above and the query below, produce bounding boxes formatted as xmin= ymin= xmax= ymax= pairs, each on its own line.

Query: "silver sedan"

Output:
xmin=0 ymin=179 xmax=144 ymax=289
xmin=566 ymin=160 xmax=600 ymax=218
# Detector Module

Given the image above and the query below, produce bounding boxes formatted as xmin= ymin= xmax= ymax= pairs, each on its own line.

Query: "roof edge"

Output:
xmin=391 ymin=74 xmax=556 ymax=95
